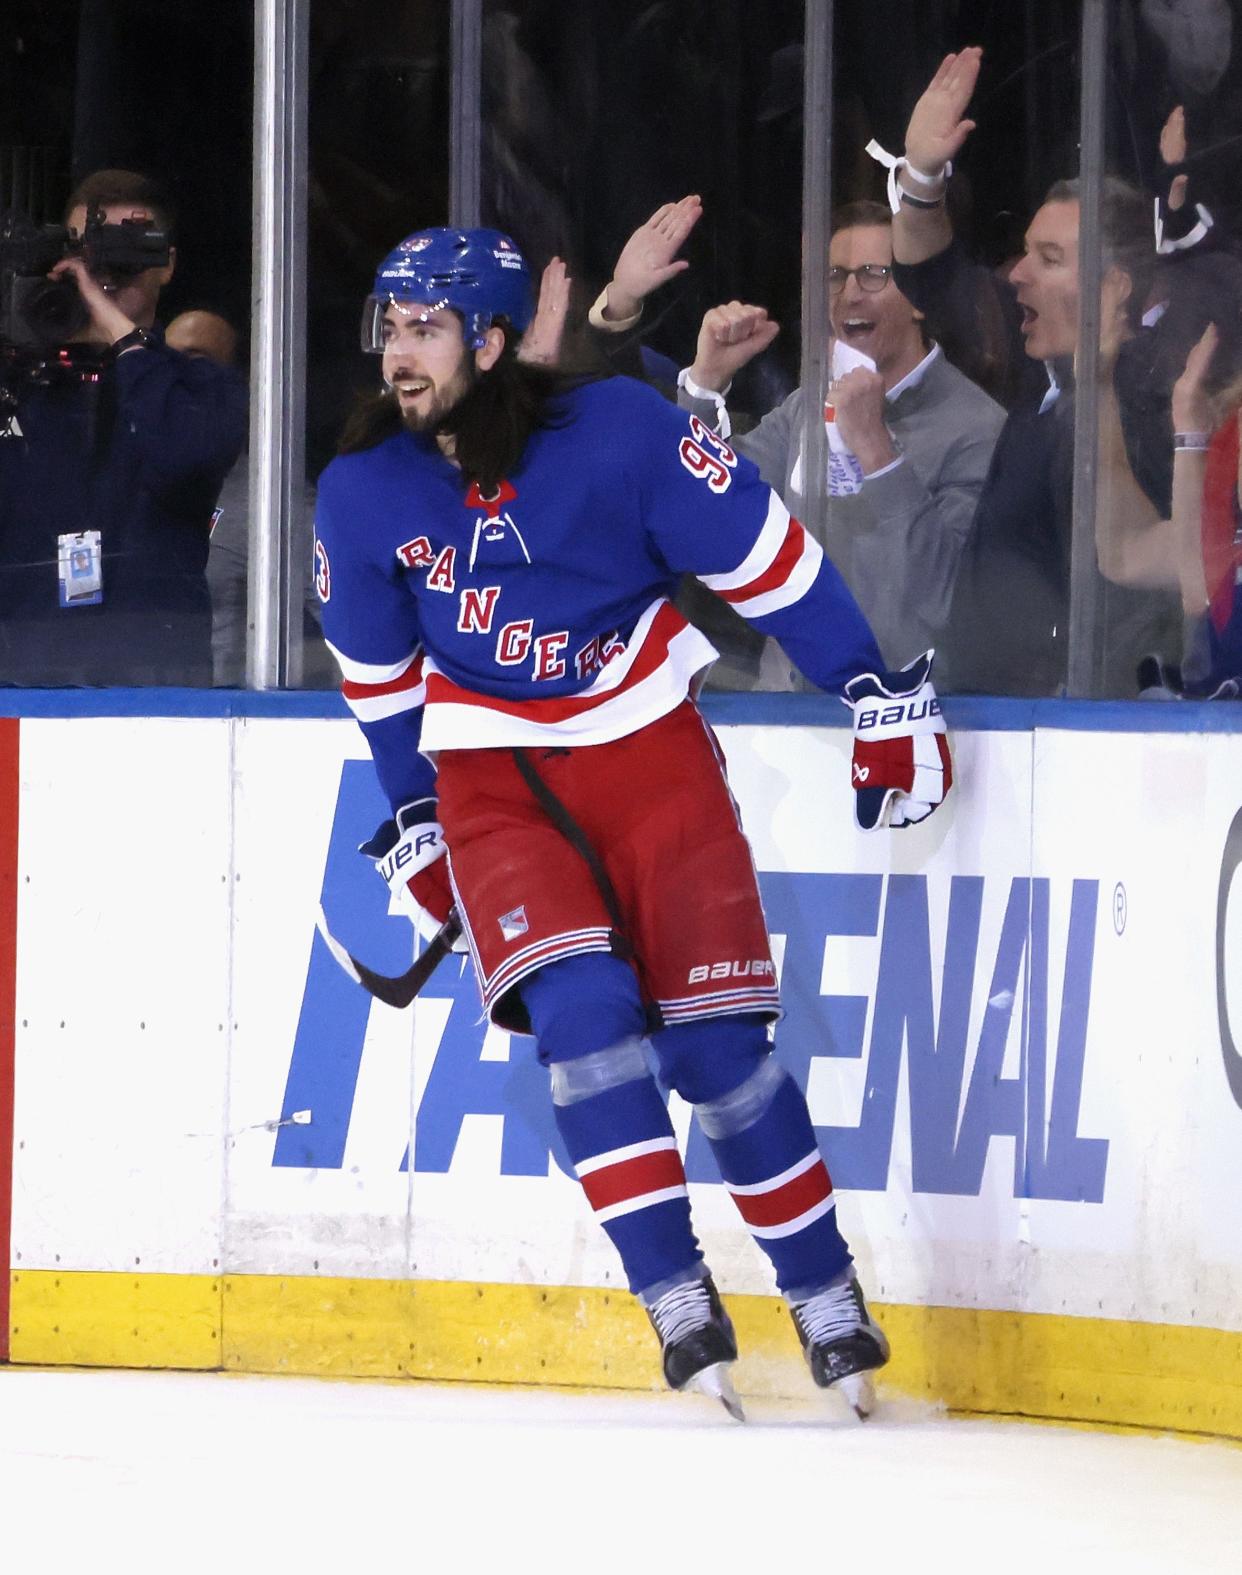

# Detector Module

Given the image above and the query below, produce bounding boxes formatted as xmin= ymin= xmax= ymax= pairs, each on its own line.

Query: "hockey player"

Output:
xmin=314 ymin=227 xmax=952 ymax=1419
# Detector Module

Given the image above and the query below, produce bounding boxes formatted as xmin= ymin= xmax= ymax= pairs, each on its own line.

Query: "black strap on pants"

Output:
xmin=510 ymin=746 xmax=633 ymax=962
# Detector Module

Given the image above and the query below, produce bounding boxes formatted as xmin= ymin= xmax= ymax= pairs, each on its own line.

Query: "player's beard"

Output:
xmin=394 ymin=351 xmax=478 ymax=435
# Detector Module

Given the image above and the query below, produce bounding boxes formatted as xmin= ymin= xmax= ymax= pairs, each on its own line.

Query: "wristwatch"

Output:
xmin=111 ymin=326 xmax=155 ymax=355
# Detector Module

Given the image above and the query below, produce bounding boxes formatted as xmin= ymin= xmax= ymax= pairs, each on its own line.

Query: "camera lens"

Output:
xmin=18 ymin=276 xmax=88 ymax=345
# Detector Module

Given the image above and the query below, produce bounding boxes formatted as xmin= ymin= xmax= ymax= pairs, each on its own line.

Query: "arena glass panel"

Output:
xmin=1083 ymin=0 xmax=1242 ymax=704
xmin=299 ymin=0 xmax=452 ymax=691
xmin=808 ymin=3 xmax=1086 ymax=700
xmin=475 ymin=0 xmax=808 ymax=693
xmin=0 ymin=0 xmax=252 ymax=691
xmin=465 ymin=1 xmax=1109 ymax=701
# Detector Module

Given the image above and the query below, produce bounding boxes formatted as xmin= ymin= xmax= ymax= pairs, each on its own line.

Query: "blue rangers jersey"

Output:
xmin=314 ymin=375 xmax=884 ymax=811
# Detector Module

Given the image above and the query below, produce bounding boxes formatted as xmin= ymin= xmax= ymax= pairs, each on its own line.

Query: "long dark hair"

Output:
xmin=338 ymin=319 xmax=569 ymax=494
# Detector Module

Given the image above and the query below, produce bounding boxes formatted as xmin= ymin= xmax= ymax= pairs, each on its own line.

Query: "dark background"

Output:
xmin=4 ymin=0 xmax=1239 ymax=471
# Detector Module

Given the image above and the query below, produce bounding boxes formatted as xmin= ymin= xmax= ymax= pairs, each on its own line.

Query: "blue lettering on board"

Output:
xmin=275 ymin=763 xmax=1107 ymax=1202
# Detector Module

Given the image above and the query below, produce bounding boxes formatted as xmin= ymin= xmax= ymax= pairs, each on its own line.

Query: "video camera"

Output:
xmin=0 ymin=203 xmax=172 ymax=354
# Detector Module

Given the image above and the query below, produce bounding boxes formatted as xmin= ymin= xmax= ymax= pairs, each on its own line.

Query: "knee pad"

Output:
xmin=693 ymin=1055 xmax=787 ymax=1138
xmin=549 ymin=1035 xmax=650 ymax=1107
xmin=649 ymin=1012 xmax=771 ymax=1106
xmin=520 ymin=951 xmax=646 ymax=1066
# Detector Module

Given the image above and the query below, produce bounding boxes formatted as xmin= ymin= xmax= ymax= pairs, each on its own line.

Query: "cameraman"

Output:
xmin=0 ymin=169 xmax=247 ymax=686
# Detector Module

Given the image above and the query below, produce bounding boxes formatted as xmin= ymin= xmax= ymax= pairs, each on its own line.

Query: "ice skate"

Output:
xmin=646 ymin=1275 xmax=745 ymax=1422
xmin=790 ymin=1274 xmax=889 ymax=1420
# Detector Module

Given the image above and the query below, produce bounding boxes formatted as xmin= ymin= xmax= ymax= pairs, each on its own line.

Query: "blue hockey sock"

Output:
xmin=550 ymin=1042 xmax=704 ymax=1298
xmin=651 ymin=1015 xmax=852 ymax=1300
xmin=523 ymin=955 xmax=703 ymax=1299
xmin=696 ymin=1057 xmax=852 ymax=1301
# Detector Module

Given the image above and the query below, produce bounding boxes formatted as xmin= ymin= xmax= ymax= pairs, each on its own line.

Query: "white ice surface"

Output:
xmin=0 ymin=1368 xmax=1237 ymax=1574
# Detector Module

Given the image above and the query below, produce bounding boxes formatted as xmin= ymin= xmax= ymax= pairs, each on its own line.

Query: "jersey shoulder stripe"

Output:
xmin=725 ymin=519 xmax=822 ymax=618
xmin=697 ymin=491 xmax=824 ymax=617
xmin=329 ymin=643 xmax=427 ymax=723
xmin=699 ymin=491 xmax=791 ymax=592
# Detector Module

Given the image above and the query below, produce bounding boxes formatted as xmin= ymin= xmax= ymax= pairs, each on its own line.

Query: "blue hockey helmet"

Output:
xmin=361 ymin=227 xmax=534 ymax=353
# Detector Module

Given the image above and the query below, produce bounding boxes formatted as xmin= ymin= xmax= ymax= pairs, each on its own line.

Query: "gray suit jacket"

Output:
xmin=679 ymin=346 xmax=1005 ymax=681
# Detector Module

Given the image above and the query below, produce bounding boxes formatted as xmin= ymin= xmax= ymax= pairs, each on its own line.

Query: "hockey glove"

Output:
xmin=843 ymin=650 xmax=953 ymax=831
xmin=359 ymin=798 xmax=464 ymax=946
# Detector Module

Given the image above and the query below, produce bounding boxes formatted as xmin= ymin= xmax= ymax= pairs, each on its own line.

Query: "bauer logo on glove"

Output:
xmin=843 ymin=650 xmax=953 ymax=831
xmin=359 ymin=797 xmax=466 ymax=947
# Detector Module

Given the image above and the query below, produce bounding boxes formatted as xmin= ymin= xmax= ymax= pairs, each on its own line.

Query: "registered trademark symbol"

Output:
xmin=1113 ymin=882 xmax=1127 ymax=935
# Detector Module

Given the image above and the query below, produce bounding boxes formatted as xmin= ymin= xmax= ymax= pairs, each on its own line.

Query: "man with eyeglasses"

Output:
xmin=669 ymin=199 xmax=1004 ymax=676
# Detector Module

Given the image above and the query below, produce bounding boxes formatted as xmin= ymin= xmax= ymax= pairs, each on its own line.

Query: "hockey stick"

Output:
xmin=315 ymin=904 xmax=463 ymax=1009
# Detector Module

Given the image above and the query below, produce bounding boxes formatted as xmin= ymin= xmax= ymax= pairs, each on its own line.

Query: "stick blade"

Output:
xmin=317 ymin=909 xmax=463 ymax=1009
xmin=352 ymin=952 xmax=431 ymax=1010
xmin=355 ymin=916 xmax=462 ymax=1008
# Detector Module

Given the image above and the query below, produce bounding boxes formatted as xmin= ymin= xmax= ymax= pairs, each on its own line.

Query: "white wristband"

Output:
xmin=676 ymin=366 xmax=732 ymax=440
xmin=865 ymin=139 xmax=951 ymax=216
xmin=1154 ymin=196 xmax=1214 ymax=256
xmin=900 ymin=160 xmax=947 ymax=188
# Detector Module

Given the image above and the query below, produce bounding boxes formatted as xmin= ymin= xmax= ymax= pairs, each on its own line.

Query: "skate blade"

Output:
xmin=687 ymin=1362 xmax=747 ymax=1423
xmin=832 ymin=1369 xmax=877 ymax=1421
